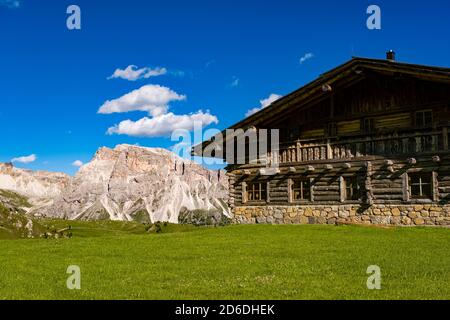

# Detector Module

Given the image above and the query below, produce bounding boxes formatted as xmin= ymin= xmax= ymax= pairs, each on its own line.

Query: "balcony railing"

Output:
xmin=266 ymin=127 xmax=449 ymax=165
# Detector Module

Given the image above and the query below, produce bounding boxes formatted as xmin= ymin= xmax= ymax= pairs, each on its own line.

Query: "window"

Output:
xmin=326 ymin=122 xmax=337 ymax=137
xmin=291 ymin=179 xmax=311 ymax=202
xmin=409 ymin=173 xmax=432 ymax=199
xmin=344 ymin=176 xmax=362 ymax=201
xmin=361 ymin=118 xmax=375 ymax=133
xmin=281 ymin=127 xmax=301 ymax=142
xmin=247 ymin=182 xmax=267 ymax=202
xmin=414 ymin=110 xmax=432 ymax=127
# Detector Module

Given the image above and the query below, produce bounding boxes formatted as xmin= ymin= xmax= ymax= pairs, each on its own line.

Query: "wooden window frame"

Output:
xmin=403 ymin=171 xmax=438 ymax=202
xmin=289 ymin=178 xmax=312 ymax=203
xmin=325 ymin=122 xmax=337 ymax=137
xmin=361 ymin=118 xmax=375 ymax=134
xmin=414 ymin=110 xmax=433 ymax=128
xmin=408 ymin=172 xmax=433 ymax=200
xmin=245 ymin=181 xmax=268 ymax=203
xmin=340 ymin=176 xmax=362 ymax=202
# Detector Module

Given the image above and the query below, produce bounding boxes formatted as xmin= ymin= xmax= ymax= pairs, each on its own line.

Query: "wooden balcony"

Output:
xmin=267 ymin=126 xmax=449 ymax=165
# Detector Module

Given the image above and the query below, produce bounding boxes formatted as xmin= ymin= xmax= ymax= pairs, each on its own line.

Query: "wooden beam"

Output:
xmin=365 ymin=161 xmax=374 ymax=205
xmin=266 ymin=74 xmax=364 ymax=127
xmin=339 ymin=176 xmax=346 ymax=203
xmin=432 ymin=171 xmax=439 ymax=202
xmin=443 ymin=127 xmax=449 ymax=150
xmin=402 ymin=173 xmax=409 ymax=202
xmin=432 ymin=156 xmax=441 ymax=163
xmin=287 ymin=178 xmax=293 ymax=203
xmin=385 ymin=160 xmax=395 ymax=173
xmin=241 ymin=182 xmax=248 ymax=204
xmin=259 ymin=168 xmax=280 ymax=176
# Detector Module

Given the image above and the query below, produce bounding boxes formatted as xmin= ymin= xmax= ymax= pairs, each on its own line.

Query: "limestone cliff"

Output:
xmin=36 ymin=144 xmax=229 ymax=223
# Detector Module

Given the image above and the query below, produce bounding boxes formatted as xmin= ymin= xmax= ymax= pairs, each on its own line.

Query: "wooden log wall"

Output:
xmin=231 ymin=154 xmax=450 ymax=206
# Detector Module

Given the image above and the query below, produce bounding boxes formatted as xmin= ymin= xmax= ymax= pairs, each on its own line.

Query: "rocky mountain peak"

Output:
xmin=0 ymin=162 xmax=71 ymax=200
xmin=36 ymin=144 xmax=229 ymax=223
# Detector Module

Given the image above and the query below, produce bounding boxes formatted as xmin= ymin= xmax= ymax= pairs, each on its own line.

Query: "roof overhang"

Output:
xmin=192 ymin=57 xmax=450 ymax=158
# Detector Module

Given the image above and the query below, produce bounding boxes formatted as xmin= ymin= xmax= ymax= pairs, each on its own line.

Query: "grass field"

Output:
xmin=0 ymin=220 xmax=449 ymax=300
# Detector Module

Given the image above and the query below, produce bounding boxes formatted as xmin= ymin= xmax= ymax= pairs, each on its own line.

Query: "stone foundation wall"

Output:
xmin=232 ymin=204 xmax=450 ymax=226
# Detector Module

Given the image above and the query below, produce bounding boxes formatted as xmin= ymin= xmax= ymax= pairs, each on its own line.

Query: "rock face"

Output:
xmin=39 ymin=144 xmax=229 ymax=223
xmin=0 ymin=162 xmax=70 ymax=200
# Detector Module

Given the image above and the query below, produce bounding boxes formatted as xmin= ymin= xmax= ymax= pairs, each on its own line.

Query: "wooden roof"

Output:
xmin=192 ymin=57 xmax=450 ymax=156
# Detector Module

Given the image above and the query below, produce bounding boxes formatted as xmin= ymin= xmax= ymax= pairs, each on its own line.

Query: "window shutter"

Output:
xmin=266 ymin=181 xmax=270 ymax=203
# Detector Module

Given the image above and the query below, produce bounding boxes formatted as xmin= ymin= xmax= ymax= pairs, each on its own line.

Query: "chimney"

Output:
xmin=386 ymin=50 xmax=396 ymax=61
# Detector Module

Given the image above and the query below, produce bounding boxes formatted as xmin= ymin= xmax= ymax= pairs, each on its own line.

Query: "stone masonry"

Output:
xmin=233 ymin=205 xmax=450 ymax=226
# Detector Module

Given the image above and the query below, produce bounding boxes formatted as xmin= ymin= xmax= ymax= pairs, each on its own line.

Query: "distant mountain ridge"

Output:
xmin=0 ymin=162 xmax=70 ymax=200
xmin=0 ymin=145 xmax=229 ymax=223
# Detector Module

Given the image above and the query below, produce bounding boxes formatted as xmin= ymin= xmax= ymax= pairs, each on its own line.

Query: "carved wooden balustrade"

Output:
xmin=266 ymin=127 xmax=449 ymax=165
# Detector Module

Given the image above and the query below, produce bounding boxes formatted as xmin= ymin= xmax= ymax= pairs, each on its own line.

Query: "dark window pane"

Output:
xmin=247 ymin=182 xmax=267 ymax=202
xmin=424 ymin=112 xmax=432 ymax=126
xmin=409 ymin=173 xmax=433 ymax=199
xmin=421 ymin=184 xmax=432 ymax=197
xmin=303 ymin=187 xmax=310 ymax=199
xmin=345 ymin=177 xmax=361 ymax=201
xmin=415 ymin=110 xmax=433 ymax=127
xmin=292 ymin=179 xmax=310 ymax=201
xmin=411 ymin=184 xmax=421 ymax=196
xmin=415 ymin=113 xmax=422 ymax=127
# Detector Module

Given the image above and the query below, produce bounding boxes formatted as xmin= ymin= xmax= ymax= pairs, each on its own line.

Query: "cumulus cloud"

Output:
xmin=107 ymin=111 xmax=218 ymax=138
xmin=11 ymin=154 xmax=36 ymax=164
xmin=0 ymin=0 xmax=20 ymax=8
xmin=72 ymin=160 xmax=83 ymax=167
xmin=98 ymin=84 xmax=186 ymax=117
xmin=245 ymin=93 xmax=282 ymax=117
xmin=108 ymin=65 xmax=167 ymax=81
xmin=299 ymin=52 xmax=314 ymax=64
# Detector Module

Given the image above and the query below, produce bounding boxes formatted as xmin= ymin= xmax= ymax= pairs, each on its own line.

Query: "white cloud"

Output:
xmin=72 ymin=160 xmax=83 ymax=167
xmin=107 ymin=111 xmax=218 ymax=138
xmin=245 ymin=93 xmax=282 ymax=117
xmin=98 ymin=84 xmax=186 ymax=117
xmin=205 ymin=60 xmax=216 ymax=68
xmin=169 ymin=70 xmax=186 ymax=77
xmin=229 ymin=76 xmax=240 ymax=88
xmin=299 ymin=52 xmax=314 ymax=64
xmin=0 ymin=0 xmax=20 ymax=8
xmin=108 ymin=65 xmax=167 ymax=81
xmin=11 ymin=154 xmax=36 ymax=164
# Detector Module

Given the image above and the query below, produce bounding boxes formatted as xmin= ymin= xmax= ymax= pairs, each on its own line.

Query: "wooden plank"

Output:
xmin=402 ymin=173 xmax=409 ymax=201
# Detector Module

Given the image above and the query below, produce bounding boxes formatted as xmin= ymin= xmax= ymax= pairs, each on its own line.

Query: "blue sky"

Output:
xmin=1 ymin=0 xmax=449 ymax=175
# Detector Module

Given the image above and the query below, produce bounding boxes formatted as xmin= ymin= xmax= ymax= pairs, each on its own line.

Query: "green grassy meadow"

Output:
xmin=0 ymin=220 xmax=449 ymax=300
